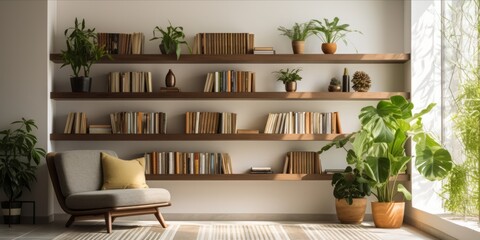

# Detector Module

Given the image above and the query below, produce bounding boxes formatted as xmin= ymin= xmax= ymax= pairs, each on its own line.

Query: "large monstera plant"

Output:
xmin=320 ymin=95 xmax=453 ymax=202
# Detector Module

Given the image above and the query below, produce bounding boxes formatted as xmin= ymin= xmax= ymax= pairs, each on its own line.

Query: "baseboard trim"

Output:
xmin=0 ymin=215 xmax=53 ymax=224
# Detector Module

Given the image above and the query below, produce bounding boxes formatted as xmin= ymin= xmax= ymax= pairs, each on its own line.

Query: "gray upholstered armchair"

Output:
xmin=46 ymin=150 xmax=171 ymax=233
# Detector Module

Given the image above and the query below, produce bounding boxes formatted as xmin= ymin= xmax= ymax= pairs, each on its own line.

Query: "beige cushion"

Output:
xmin=101 ymin=152 xmax=148 ymax=190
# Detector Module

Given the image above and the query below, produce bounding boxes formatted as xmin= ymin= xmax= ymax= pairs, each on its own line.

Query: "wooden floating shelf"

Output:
xmin=50 ymin=92 xmax=410 ymax=100
xmin=49 ymin=53 xmax=410 ymax=64
xmin=49 ymin=133 xmax=347 ymax=141
xmin=146 ymin=173 xmax=410 ymax=181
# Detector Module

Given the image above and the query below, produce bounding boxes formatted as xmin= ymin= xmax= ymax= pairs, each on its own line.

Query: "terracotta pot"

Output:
xmin=335 ymin=198 xmax=367 ymax=224
xmin=322 ymin=43 xmax=337 ymax=54
xmin=285 ymin=82 xmax=297 ymax=92
xmin=70 ymin=77 xmax=91 ymax=92
xmin=371 ymin=202 xmax=405 ymax=228
xmin=292 ymin=41 xmax=305 ymax=54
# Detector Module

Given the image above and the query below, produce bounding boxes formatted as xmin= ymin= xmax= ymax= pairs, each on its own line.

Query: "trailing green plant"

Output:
xmin=61 ymin=18 xmax=109 ymax=77
xmin=441 ymin=0 xmax=480 ymax=219
xmin=150 ymin=21 xmax=191 ymax=60
xmin=277 ymin=20 xmax=316 ymax=41
xmin=312 ymin=17 xmax=361 ymax=45
xmin=0 ymin=118 xmax=46 ymax=202
xmin=320 ymin=95 xmax=453 ymax=202
xmin=332 ymin=166 xmax=371 ymax=205
xmin=273 ymin=68 xmax=302 ymax=84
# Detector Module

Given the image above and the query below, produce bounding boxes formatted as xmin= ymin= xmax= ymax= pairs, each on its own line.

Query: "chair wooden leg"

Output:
xmin=105 ymin=212 xmax=113 ymax=233
xmin=154 ymin=209 xmax=168 ymax=228
xmin=65 ymin=215 xmax=75 ymax=228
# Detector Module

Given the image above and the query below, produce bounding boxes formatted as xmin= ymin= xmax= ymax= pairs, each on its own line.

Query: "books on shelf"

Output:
xmin=97 ymin=32 xmax=144 ymax=54
xmin=253 ymin=47 xmax=275 ymax=55
xmin=263 ymin=111 xmax=342 ymax=134
xmin=185 ymin=112 xmax=237 ymax=134
xmin=237 ymin=129 xmax=259 ymax=134
xmin=88 ymin=124 xmax=112 ymax=134
xmin=160 ymin=87 xmax=180 ymax=92
xmin=203 ymin=70 xmax=256 ymax=92
xmin=110 ymin=112 xmax=167 ymax=134
xmin=250 ymin=166 xmax=273 ymax=174
xmin=192 ymin=33 xmax=254 ymax=55
xmin=108 ymin=71 xmax=153 ymax=93
xmin=145 ymin=152 xmax=233 ymax=175
xmin=283 ymin=151 xmax=322 ymax=174
xmin=64 ymin=112 xmax=87 ymax=134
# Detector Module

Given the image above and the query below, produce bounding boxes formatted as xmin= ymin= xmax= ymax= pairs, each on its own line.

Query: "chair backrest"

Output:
xmin=47 ymin=150 xmax=117 ymax=197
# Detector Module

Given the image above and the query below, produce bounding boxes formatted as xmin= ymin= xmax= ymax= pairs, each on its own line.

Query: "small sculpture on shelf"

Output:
xmin=328 ymin=77 xmax=342 ymax=92
xmin=351 ymin=71 xmax=371 ymax=92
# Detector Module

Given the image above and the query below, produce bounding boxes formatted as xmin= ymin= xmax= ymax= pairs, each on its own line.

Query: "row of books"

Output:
xmin=144 ymin=152 xmax=233 ymax=175
xmin=283 ymin=151 xmax=322 ymax=174
xmin=185 ymin=112 xmax=237 ymax=134
xmin=192 ymin=33 xmax=254 ymax=55
xmin=108 ymin=71 xmax=153 ymax=93
xmin=97 ymin=32 xmax=144 ymax=54
xmin=203 ymin=70 xmax=256 ymax=92
xmin=263 ymin=112 xmax=342 ymax=134
xmin=64 ymin=112 xmax=87 ymax=134
xmin=110 ymin=112 xmax=167 ymax=134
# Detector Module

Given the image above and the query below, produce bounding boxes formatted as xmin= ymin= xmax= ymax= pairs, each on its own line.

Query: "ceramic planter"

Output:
xmin=322 ymin=43 xmax=337 ymax=54
xmin=70 ymin=77 xmax=91 ymax=92
xmin=292 ymin=41 xmax=305 ymax=54
xmin=285 ymin=82 xmax=297 ymax=92
xmin=1 ymin=201 xmax=22 ymax=224
xmin=335 ymin=198 xmax=367 ymax=224
xmin=371 ymin=201 xmax=405 ymax=228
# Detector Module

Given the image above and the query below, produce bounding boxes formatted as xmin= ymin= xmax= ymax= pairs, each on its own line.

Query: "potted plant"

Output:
xmin=61 ymin=18 xmax=109 ymax=92
xmin=150 ymin=21 xmax=191 ymax=60
xmin=332 ymin=166 xmax=371 ymax=224
xmin=312 ymin=17 xmax=361 ymax=54
xmin=319 ymin=95 xmax=453 ymax=228
xmin=277 ymin=21 xmax=316 ymax=54
xmin=0 ymin=118 xmax=46 ymax=224
xmin=273 ymin=68 xmax=302 ymax=92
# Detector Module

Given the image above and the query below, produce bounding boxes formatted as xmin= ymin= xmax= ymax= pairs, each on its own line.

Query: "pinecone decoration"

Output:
xmin=351 ymin=71 xmax=371 ymax=92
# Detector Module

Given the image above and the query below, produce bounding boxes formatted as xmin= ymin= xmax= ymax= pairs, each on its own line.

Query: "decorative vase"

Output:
xmin=328 ymin=85 xmax=341 ymax=92
xmin=165 ymin=69 xmax=176 ymax=87
xmin=371 ymin=201 xmax=405 ymax=228
xmin=285 ymin=82 xmax=297 ymax=92
xmin=322 ymin=43 xmax=337 ymax=54
xmin=70 ymin=77 xmax=91 ymax=92
xmin=335 ymin=198 xmax=367 ymax=224
xmin=292 ymin=41 xmax=305 ymax=54
xmin=1 ymin=201 xmax=22 ymax=224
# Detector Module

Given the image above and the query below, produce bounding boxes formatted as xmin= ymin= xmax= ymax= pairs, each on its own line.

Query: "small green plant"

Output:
xmin=332 ymin=166 xmax=371 ymax=205
xmin=273 ymin=68 xmax=302 ymax=84
xmin=312 ymin=17 xmax=361 ymax=44
xmin=277 ymin=21 xmax=316 ymax=41
xmin=61 ymin=18 xmax=108 ymax=77
xmin=0 ymin=118 xmax=46 ymax=202
xmin=150 ymin=21 xmax=191 ymax=60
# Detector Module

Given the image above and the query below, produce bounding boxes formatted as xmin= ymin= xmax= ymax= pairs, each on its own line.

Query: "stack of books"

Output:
xmin=203 ymin=70 xmax=256 ymax=92
xmin=88 ymin=124 xmax=112 ymax=134
xmin=250 ymin=167 xmax=273 ymax=174
xmin=108 ymin=71 xmax=153 ymax=93
xmin=185 ymin=112 xmax=237 ymax=134
xmin=253 ymin=47 xmax=275 ymax=54
xmin=110 ymin=112 xmax=167 ymax=134
xmin=145 ymin=152 xmax=233 ymax=175
xmin=64 ymin=112 xmax=87 ymax=134
xmin=283 ymin=151 xmax=322 ymax=174
xmin=97 ymin=32 xmax=144 ymax=54
xmin=263 ymin=112 xmax=342 ymax=134
xmin=192 ymin=33 xmax=254 ymax=54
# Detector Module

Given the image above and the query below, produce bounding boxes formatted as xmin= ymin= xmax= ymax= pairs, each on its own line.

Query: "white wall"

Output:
xmin=0 ymin=0 xmax=406 ymax=220
xmin=0 ymin=0 xmax=51 ymax=222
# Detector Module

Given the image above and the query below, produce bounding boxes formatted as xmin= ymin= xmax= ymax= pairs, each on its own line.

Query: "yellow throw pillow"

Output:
xmin=101 ymin=152 xmax=149 ymax=190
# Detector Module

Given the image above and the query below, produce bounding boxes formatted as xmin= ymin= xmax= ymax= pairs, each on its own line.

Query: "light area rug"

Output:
xmin=53 ymin=223 xmax=382 ymax=240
